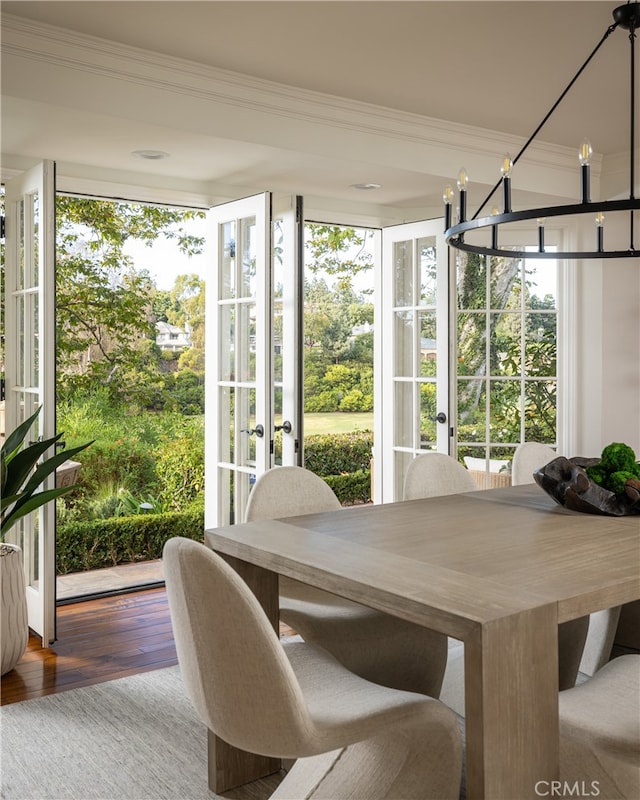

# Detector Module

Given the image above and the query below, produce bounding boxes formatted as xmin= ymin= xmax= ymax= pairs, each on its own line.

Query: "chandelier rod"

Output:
xmin=472 ymin=18 xmax=620 ymax=221
xmin=628 ymin=17 xmax=636 ymax=250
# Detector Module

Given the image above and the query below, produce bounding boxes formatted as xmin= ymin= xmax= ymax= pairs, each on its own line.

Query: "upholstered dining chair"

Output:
xmin=163 ymin=537 xmax=463 ymax=800
xmin=559 ymin=654 xmax=639 ymax=799
xmin=511 ymin=441 xmax=556 ymax=485
xmin=244 ymin=466 xmax=448 ymax=698
xmin=402 ymin=453 xmax=477 ymax=500
xmin=512 ymin=442 xmax=621 ymax=679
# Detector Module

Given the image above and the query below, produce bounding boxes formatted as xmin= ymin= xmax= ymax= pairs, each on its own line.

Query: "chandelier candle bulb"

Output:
xmin=579 ymin=140 xmax=592 ymax=204
xmin=596 ymin=212 xmax=605 ymax=252
xmin=443 ymin=185 xmax=454 ymax=231
xmin=457 ymin=168 xmax=468 ymax=223
xmin=501 ymin=154 xmax=513 ymax=213
xmin=491 ymin=207 xmax=500 ymax=250
xmin=537 ymin=218 xmax=546 ymax=252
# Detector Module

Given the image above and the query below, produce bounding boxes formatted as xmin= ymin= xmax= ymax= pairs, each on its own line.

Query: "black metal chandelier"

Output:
xmin=444 ymin=2 xmax=640 ymax=260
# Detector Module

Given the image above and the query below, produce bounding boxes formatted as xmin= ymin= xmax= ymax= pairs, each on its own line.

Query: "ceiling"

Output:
xmin=1 ymin=1 xmax=632 ymax=223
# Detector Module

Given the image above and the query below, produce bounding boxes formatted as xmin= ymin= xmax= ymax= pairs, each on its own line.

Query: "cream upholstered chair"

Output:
xmin=163 ymin=537 xmax=463 ymax=800
xmin=512 ymin=443 xmax=621 ymax=678
xmin=559 ymin=655 xmax=640 ymax=799
xmin=245 ymin=466 xmax=448 ymax=698
xmin=511 ymin=441 xmax=556 ymax=485
xmin=402 ymin=453 xmax=477 ymax=500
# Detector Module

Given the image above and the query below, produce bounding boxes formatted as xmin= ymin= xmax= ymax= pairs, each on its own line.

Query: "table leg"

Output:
xmin=208 ymin=555 xmax=281 ymax=793
xmin=464 ymin=604 xmax=559 ymax=799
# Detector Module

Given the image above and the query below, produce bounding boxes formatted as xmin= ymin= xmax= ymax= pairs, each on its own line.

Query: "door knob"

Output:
xmin=433 ymin=412 xmax=447 ymax=424
xmin=241 ymin=424 xmax=264 ymax=438
xmin=274 ymin=420 xmax=292 ymax=434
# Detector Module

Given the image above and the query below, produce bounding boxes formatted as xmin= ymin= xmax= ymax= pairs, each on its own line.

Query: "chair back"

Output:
xmin=512 ymin=442 xmax=556 ymax=485
xmin=245 ymin=465 xmax=341 ymax=522
xmin=403 ymin=453 xmax=476 ymax=500
xmin=163 ymin=536 xmax=313 ymax=757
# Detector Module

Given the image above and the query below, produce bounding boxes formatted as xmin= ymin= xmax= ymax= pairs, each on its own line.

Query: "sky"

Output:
xmin=122 ymin=218 xmax=557 ymax=301
xmin=123 ymin=215 xmax=209 ymax=291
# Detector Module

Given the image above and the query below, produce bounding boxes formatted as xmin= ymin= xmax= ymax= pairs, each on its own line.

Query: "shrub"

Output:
xmin=57 ymin=509 xmax=204 ymax=573
xmin=304 ymin=431 xmax=373 ymax=475
xmin=324 ymin=469 xmax=371 ymax=505
xmin=339 ymin=389 xmax=372 ymax=412
xmin=71 ymin=440 xmax=158 ymax=500
xmin=163 ymin=368 xmax=205 ymax=414
xmin=154 ymin=419 xmax=205 ymax=511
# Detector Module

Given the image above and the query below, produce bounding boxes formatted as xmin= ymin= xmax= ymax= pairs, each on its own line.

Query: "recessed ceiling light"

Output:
xmin=350 ymin=183 xmax=382 ymax=190
xmin=131 ymin=149 xmax=170 ymax=160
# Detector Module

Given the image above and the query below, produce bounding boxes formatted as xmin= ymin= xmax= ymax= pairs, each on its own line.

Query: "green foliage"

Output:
xmin=1 ymin=407 xmax=92 ymax=537
xmin=55 ymin=196 xmax=205 ymax=404
xmin=600 ymin=443 xmax=638 ymax=475
xmin=304 ymin=431 xmax=373 ymax=476
xmin=70 ymin=440 xmax=158 ymax=502
xmin=610 ymin=471 xmax=638 ymax=495
xmin=56 ymin=510 xmax=204 ymax=573
xmin=305 ymin=224 xmax=374 ymax=293
xmin=153 ymin=420 xmax=205 ymax=511
xmin=586 ymin=442 xmax=640 ymax=494
xmin=162 ymin=369 xmax=205 ymax=414
xmin=324 ymin=470 xmax=371 ymax=505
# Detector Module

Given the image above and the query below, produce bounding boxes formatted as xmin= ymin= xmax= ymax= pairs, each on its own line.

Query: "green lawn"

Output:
xmin=304 ymin=412 xmax=374 ymax=435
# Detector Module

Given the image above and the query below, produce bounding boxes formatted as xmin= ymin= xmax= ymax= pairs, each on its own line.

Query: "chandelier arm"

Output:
xmin=471 ymin=20 xmax=620 ymax=220
xmin=628 ymin=18 xmax=636 ymax=250
xmin=446 ymin=198 xmax=640 ymax=260
xmin=447 ymin=241 xmax=638 ymax=260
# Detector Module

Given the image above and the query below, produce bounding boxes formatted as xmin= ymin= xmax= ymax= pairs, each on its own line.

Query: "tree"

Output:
xmin=305 ymin=224 xmax=374 ymax=294
xmin=55 ymin=197 xmax=205 ymax=403
xmin=170 ymin=274 xmax=205 ymax=371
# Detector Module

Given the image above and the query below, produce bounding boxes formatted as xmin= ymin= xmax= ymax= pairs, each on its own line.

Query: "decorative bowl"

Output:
xmin=534 ymin=456 xmax=640 ymax=516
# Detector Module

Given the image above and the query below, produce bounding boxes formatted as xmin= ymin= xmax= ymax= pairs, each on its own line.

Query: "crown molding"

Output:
xmin=2 ymin=13 xmax=580 ymax=185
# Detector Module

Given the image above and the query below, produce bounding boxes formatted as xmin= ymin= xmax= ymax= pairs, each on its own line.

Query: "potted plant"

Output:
xmin=1 ymin=407 xmax=91 ymax=675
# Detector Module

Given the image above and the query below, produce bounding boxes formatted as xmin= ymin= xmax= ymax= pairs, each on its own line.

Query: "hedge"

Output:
xmin=58 ymin=430 xmax=375 ymax=573
xmin=324 ymin=469 xmax=371 ymax=505
xmin=304 ymin=431 xmax=373 ymax=475
xmin=57 ymin=509 xmax=204 ymax=574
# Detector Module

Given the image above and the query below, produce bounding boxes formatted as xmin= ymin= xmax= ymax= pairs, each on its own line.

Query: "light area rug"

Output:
xmin=0 ymin=666 xmax=281 ymax=800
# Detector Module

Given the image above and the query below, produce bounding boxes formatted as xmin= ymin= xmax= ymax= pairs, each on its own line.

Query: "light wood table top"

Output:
xmin=205 ymin=484 xmax=640 ymax=799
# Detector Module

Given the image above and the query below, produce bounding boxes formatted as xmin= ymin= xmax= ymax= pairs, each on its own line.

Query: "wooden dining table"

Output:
xmin=204 ymin=483 xmax=640 ymax=799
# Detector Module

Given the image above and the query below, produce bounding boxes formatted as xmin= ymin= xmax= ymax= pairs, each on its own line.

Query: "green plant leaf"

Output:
xmin=0 ymin=407 xmax=43 ymax=463
xmin=1 ymin=433 xmax=66 ymax=498
xmin=18 ymin=440 xmax=94 ymax=501
xmin=1 ymin=487 xmax=73 ymax=535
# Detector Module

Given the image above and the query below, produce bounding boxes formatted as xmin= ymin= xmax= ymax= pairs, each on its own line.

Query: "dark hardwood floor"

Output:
xmin=1 ymin=586 xmax=297 ymax=707
xmin=1 ymin=587 xmax=178 ymax=706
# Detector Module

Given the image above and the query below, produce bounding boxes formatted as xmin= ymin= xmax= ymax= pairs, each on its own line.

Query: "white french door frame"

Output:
xmin=205 ymin=193 xmax=303 ymax=529
xmin=376 ymin=218 xmax=451 ymax=503
xmin=4 ymin=160 xmax=57 ymax=645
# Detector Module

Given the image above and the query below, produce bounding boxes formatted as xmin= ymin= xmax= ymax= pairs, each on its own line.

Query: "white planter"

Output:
xmin=0 ymin=543 xmax=29 ymax=676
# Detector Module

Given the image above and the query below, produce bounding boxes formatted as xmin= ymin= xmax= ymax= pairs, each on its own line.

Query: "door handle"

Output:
xmin=241 ymin=424 xmax=264 ymax=438
xmin=433 ymin=412 xmax=447 ymax=424
xmin=274 ymin=420 xmax=292 ymax=434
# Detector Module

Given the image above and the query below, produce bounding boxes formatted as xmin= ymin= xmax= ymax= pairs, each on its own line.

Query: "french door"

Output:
xmin=376 ymin=219 xmax=451 ymax=503
xmin=4 ymin=161 xmax=57 ymax=644
xmin=205 ymin=193 xmax=302 ymax=528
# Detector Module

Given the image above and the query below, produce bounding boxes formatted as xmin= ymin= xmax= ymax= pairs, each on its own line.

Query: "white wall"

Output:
xmin=573 ymin=213 xmax=640 ymax=457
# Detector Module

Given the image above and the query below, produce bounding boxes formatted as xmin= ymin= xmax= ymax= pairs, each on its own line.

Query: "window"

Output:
xmin=455 ymin=250 xmax=558 ymax=487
